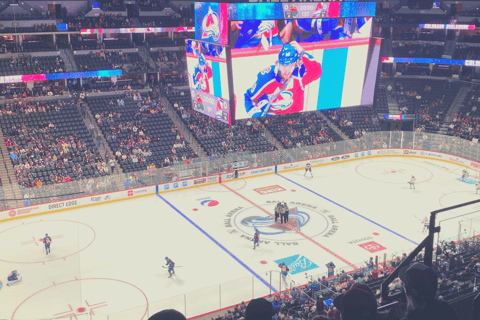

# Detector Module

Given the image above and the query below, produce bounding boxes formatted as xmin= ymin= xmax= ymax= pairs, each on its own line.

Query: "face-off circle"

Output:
xmin=0 ymin=220 xmax=95 ymax=264
xmin=11 ymin=278 xmax=148 ymax=320
xmin=355 ymin=161 xmax=433 ymax=184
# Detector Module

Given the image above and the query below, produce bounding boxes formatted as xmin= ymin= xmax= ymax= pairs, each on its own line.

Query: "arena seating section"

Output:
xmin=263 ymin=112 xmax=342 ymax=149
xmin=74 ymin=51 xmax=143 ymax=71
xmin=0 ymin=56 xmax=66 ymax=76
xmin=394 ymin=79 xmax=460 ymax=134
xmin=86 ymin=93 xmax=196 ymax=172
xmin=166 ymin=89 xmax=275 ymax=156
xmin=1 ymin=99 xmax=105 ymax=198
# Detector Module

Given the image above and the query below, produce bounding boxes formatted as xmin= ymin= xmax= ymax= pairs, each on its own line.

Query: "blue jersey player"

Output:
xmin=253 ymin=228 xmax=260 ymax=249
xmin=165 ymin=257 xmax=175 ymax=278
xmin=43 ymin=233 xmax=52 ymax=255
xmin=192 ymin=54 xmax=213 ymax=94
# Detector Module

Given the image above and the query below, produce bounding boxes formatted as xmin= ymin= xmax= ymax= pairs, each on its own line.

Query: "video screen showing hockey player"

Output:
xmin=231 ymin=17 xmax=378 ymax=120
xmin=185 ymin=39 xmax=231 ymax=124
xmin=229 ymin=18 xmax=371 ymax=49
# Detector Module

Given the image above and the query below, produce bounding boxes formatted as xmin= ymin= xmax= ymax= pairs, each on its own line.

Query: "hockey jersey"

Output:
xmin=233 ymin=20 xmax=286 ymax=49
xmin=244 ymin=53 xmax=322 ymax=116
xmin=193 ymin=64 xmax=213 ymax=93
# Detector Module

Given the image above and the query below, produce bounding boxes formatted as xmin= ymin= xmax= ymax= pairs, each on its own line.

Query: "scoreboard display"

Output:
xmin=192 ymin=1 xmax=379 ymax=124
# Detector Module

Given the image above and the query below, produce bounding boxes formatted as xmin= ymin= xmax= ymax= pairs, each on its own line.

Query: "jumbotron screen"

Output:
xmin=230 ymin=17 xmax=381 ymax=120
xmin=185 ymin=39 xmax=231 ymax=124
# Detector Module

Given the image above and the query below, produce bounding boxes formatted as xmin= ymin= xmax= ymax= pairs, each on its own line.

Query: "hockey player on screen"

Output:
xmin=165 ymin=257 xmax=175 ymax=278
xmin=476 ymin=181 xmax=480 ymax=195
xmin=462 ymin=169 xmax=469 ymax=182
xmin=244 ymin=41 xmax=322 ymax=118
xmin=231 ymin=20 xmax=293 ymax=49
xmin=192 ymin=54 xmax=213 ymax=93
xmin=304 ymin=162 xmax=313 ymax=177
xmin=43 ymin=233 xmax=52 ymax=255
xmin=408 ymin=175 xmax=416 ymax=190
xmin=253 ymin=228 xmax=260 ymax=249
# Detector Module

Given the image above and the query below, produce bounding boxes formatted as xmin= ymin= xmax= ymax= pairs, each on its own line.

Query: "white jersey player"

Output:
xmin=476 ymin=181 xmax=480 ymax=195
xmin=462 ymin=169 xmax=469 ymax=182
xmin=409 ymin=175 xmax=416 ymax=189
xmin=304 ymin=162 xmax=313 ymax=177
xmin=423 ymin=216 xmax=429 ymax=233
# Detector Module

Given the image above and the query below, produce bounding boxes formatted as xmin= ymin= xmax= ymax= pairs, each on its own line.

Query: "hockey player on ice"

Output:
xmin=244 ymin=41 xmax=322 ymax=118
xmin=43 ymin=233 xmax=52 ymax=255
xmin=476 ymin=181 xmax=480 ymax=195
xmin=7 ymin=270 xmax=22 ymax=286
xmin=462 ymin=169 xmax=469 ymax=182
xmin=165 ymin=257 xmax=175 ymax=278
xmin=278 ymin=262 xmax=290 ymax=283
xmin=423 ymin=217 xmax=429 ymax=233
xmin=253 ymin=228 xmax=260 ymax=249
xmin=409 ymin=175 xmax=416 ymax=190
xmin=304 ymin=162 xmax=313 ymax=177
xmin=192 ymin=54 xmax=213 ymax=94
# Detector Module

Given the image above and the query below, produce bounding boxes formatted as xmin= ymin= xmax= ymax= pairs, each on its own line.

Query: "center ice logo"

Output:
xmin=240 ymin=210 xmax=309 ymax=235
xmin=201 ymin=6 xmax=220 ymax=41
xmin=275 ymin=254 xmax=319 ymax=275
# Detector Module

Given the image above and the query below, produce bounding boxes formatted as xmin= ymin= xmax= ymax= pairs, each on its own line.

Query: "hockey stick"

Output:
xmin=162 ymin=266 xmax=183 ymax=268
xmin=260 ymin=76 xmax=293 ymax=117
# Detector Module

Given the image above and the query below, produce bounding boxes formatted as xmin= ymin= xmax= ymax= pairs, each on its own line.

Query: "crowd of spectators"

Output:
xmin=454 ymin=44 xmax=480 ymax=60
xmin=167 ymin=88 xmax=275 ymax=156
xmin=263 ymin=112 xmax=341 ymax=149
xmin=100 ymin=0 xmax=125 ymax=11
xmin=0 ymin=81 xmax=64 ymax=100
xmin=66 ymin=13 xmax=134 ymax=30
xmin=74 ymin=50 xmax=143 ymax=72
xmin=323 ymin=107 xmax=381 ymax=140
xmin=0 ymin=55 xmax=65 ymax=76
xmin=392 ymin=14 xmax=450 ymax=24
xmin=87 ymin=91 xmax=198 ymax=172
xmin=2 ymin=98 xmax=106 ymax=190
xmin=392 ymin=42 xmax=444 ymax=58
xmin=446 ymin=84 xmax=480 ymax=141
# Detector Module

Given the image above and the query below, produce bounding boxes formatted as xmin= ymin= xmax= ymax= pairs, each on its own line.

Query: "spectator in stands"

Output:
xmin=399 ymin=262 xmax=458 ymax=320
xmin=333 ymin=283 xmax=377 ymax=320
xmin=245 ymin=298 xmax=273 ymax=320
xmin=148 ymin=309 xmax=186 ymax=320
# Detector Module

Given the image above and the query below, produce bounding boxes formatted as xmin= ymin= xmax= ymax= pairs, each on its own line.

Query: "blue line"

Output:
xmin=276 ymin=174 xmax=419 ymax=246
xmin=156 ymin=193 xmax=277 ymax=292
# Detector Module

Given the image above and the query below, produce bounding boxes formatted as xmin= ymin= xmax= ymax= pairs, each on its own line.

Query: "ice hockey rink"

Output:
xmin=1 ymin=156 xmax=479 ymax=320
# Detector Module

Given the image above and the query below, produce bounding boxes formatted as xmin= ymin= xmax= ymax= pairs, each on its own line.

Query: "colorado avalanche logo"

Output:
xmin=202 ymin=6 xmax=220 ymax=42
xmin=240 ymin=211 xmax=310 ymax=235
xmin=271 ymin=91 xmax=294 ymax=110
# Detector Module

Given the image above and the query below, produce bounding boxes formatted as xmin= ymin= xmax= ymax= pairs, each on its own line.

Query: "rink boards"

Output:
xmin=0 ymin=148 xmax=477 ymax=223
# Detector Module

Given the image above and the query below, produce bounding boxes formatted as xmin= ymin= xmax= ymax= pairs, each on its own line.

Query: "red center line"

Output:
xmin=220 ymin=183 xmax=357 ymax=269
